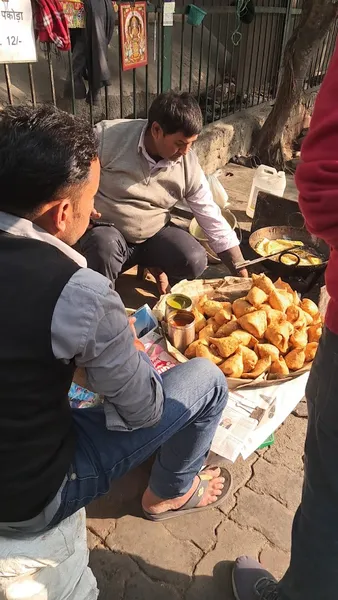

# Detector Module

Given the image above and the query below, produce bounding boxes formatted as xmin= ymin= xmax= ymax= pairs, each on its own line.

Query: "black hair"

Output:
xmin=0 ymin=104 xmax=98 ymax=217
xmin=148 ymin=91 xmax=203 ymax=137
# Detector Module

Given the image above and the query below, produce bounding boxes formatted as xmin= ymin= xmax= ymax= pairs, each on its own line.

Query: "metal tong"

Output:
xmin=234 ymin=246 xmax=301 ymax=271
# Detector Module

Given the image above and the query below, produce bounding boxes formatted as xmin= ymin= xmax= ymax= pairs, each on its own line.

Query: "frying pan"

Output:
xmin=248 ymin=226 xmax=329 ymax=277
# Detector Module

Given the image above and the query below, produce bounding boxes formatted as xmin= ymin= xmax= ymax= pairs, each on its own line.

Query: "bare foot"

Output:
xmin=147 ymin=268 xmax=171 ymax=295
xmin=142 ymin=467 xmax=225 ymax=515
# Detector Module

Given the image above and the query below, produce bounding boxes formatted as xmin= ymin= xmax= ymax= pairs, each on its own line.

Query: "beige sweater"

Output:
xmin=94 ymin=119 xmax=203 ymax=244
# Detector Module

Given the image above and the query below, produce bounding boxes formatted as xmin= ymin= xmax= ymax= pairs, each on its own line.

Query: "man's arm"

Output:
xmin=51 ymin=268 xmax=164 ymax=431
xmin=296 ymin=40 xmax=338 ymax=249
xmin=185 ymin=162 xmax=248 ymax=277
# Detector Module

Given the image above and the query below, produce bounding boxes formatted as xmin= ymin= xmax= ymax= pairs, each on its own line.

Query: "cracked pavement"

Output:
xmin=86 ymin=407 xmax=308 ymax=599
xmin=85 ymin=166 xmax=307 ymax=598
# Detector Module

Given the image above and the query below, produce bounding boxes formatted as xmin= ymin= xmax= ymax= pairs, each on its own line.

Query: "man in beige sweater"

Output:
xmin=78 ymin=92 xmax=247 ymax=292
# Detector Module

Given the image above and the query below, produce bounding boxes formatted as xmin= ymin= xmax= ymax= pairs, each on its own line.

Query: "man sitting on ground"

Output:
xmin=0 ymin=104 xmax=230 ymax=544
xmin=77 ymin=91 xmax=248 ymax=293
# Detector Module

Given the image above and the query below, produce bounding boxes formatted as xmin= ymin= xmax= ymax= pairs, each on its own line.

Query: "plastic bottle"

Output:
xmin=246 ymin=165 xmax=287 ymax=219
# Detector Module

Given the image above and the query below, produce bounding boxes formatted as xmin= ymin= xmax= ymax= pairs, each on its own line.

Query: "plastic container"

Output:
xmin=189 ymin=209 xmax=238 ymax=264
xmin=186 ymin=4 xmax=207 ymax=26
xmin=246 ymin=165 xmax=286 ymax=219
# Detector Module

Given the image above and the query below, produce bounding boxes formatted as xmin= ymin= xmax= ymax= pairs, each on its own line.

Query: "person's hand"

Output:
xmin=87 ymin=208 xmax=102 ymax=230
xmin=91 ymin=208 xmax=101 ymax=220
xmin=237 ymin=268 xmax=249 ymax=278
xmin=129 ymin=316 xmax=145 ymax=352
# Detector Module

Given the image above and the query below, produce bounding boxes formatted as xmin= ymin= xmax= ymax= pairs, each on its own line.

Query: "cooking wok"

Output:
xmin=248 ymin=226 xmax=329 ymax=277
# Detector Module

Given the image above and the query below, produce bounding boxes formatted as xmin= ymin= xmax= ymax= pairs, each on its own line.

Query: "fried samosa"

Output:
xmin=270 ymin=357 xmax=289 ymax=376
xmin=184 ymin=340 xmax=207 ymax=359
xmin=260 ymin=304 xmax=286 ymax=327
xmin=265 ymin=322 xmax=292 ymax=354
xmin=230 ymin=329 xmax=257 ymax=348
xmin=268 ymin=289 xmax=292 ymax=312
xmin=290 ymin=328 xmax=308 ymax=349
xmin=192 ymin=308 xmax=207 ymax=333
xmin=206 ymin=317 xmax=220 ymax=332
xmin=202 ymin=300 xmax=224 ymax=317
xmin=246 ymin=286 xmax=268 ymax=308
xmin=240 ymin=346 xmax=258 ymax=372
xmin=196 ymin=344 xmax=223 ymax=365
xmin=214 ymin=305 xmax=232 ymax=325
xmin=219 ymin=350 xmax=244 ymax=378
xmin=238 ymin=310 xmax=267 ymax=339
xmin=286 ymin=305 xmax=307 ymax=329
xmin=198 ymin=323 xmax=216 ymax=343
xmin=305 ymin=342 xmax=318 ymax=362
xmin=251 ymin=273 xmax=275 ymax=295
xmin=232 ymin=298 xmax=256 ymax=319
xmin=300 ymin=298 xmax=319 ymax=318
xmin=216 ymin=320 xmax=239 ymax=338
xmin=285 ymin=348 xmax=306 ymax=371
xmin=209 ymin=336 xmax=239 ymax=358
xmin=307 ymin=324 xmax=322 ymax=343
xmin=241 ymin=356 xmax=271 ymax=379
xmin=255 ymin=343 xmax=280 ymax=362
xmin=274 ymin=277 xmax=293 ymax=294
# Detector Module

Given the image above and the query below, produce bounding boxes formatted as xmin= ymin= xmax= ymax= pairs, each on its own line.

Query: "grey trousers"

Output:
xmin=278 ymin=326 xmax=338 ymax=599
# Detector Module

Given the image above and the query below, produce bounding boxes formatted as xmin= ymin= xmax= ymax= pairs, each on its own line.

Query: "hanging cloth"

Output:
xmin=34 ymin=0 xmax=71 ymax=50
xmin=83 ymin=0 xmax=115 ymax=103
xmin=65 ymin=0 xmax=115 ymax=104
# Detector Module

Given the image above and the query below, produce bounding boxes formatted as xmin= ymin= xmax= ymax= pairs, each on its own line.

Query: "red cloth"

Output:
xmin=295 ymin=39 xmax=338 ymax=335
xmin=34 ymin=0 xmax=70 ymax=51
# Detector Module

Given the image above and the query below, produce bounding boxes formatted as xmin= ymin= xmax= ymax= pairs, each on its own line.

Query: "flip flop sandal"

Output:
xmin=143 ymin=466 xmax=232 ymax=522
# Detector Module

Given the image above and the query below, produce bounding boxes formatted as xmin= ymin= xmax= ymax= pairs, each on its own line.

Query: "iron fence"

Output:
xmin=0 ymin=0 xmax=337 ymax=125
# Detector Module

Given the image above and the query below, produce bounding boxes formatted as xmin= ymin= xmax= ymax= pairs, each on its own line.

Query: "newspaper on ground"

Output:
xmin=211 ymin=372 xmax=309 ymax=461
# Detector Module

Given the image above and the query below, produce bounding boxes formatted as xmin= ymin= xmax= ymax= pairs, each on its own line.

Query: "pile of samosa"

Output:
xmin=185 ymin=273 xmax=323 ymax=380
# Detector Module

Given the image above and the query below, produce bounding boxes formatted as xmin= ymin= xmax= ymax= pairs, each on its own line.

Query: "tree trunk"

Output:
xmin=253 ymin=0 xmax=337 ymax=167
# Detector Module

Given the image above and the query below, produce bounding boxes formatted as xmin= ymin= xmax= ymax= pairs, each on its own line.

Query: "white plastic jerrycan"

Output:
xmin=246 ymin=165 xmax=286 ymax=219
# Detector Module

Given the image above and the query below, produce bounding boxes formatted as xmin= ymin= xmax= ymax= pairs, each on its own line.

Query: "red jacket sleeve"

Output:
xmin=296 ymin=40 xmax=338 ymax=249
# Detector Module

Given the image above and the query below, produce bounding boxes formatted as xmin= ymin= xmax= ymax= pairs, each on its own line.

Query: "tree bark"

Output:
xmin=253 ymin=0 xmax=337 ymax=166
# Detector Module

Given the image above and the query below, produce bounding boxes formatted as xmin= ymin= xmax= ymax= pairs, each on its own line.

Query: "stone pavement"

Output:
xmin=86 ymin=165 xmax=307 ymax=599
xmin=86 ymin=404 xmax=307 ymax=600
xmin=85 ymin=265 xmax=308 ymax=600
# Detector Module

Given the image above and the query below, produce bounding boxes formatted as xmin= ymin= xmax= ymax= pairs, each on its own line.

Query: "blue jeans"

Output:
xmin=50 ymin=358 xmax=227 ymax=526
xmin=278 ymin=327 xmax=338 ymax=600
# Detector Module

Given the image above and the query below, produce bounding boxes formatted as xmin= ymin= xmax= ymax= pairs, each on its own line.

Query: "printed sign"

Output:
xmin=0 ymin=0 xmax=37 ymax=63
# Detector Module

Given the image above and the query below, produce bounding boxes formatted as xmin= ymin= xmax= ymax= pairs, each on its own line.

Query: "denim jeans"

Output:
xmin=278 ymin=327 xmax=338 ymax=600
xmin=50 ymin=358 xmax=228 ymax=526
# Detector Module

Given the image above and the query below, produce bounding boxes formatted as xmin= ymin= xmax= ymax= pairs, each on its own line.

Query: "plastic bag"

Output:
xmin=206 ymin=169 xmax=229 ymax=209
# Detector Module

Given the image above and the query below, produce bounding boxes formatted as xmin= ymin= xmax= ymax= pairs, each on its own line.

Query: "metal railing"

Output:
xmin=0 ymin=0 xmax=337 ymax=125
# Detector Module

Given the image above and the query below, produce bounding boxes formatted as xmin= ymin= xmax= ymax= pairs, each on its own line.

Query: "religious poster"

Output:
xmin=119 ymin=1 xmax=148 ymax=71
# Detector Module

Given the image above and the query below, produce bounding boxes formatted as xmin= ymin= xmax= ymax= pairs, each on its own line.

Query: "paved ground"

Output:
xmin=86 ymin=166 xmax=306 ymax=599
